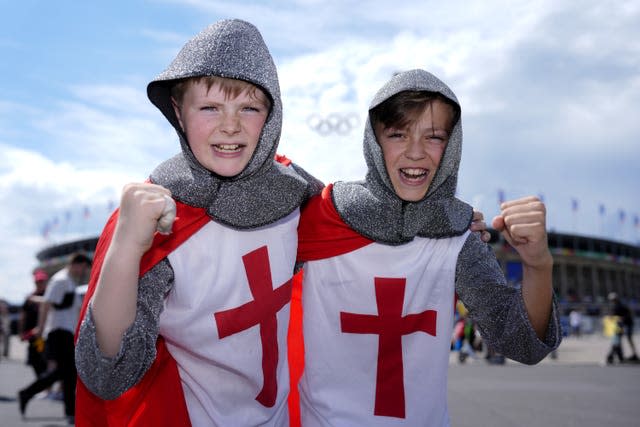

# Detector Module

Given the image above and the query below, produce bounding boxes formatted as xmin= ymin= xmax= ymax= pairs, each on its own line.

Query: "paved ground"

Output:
xmin=1 ymin=338 xmax=69 ymax=426
xmin=0 ymin=334 xmax=638 ymax=426
xmin=448 ymin=364 xmax=639 ymax=427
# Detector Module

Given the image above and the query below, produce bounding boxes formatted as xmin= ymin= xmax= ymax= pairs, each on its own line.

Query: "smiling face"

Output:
xmin=172 ymin=78 xmax=270 ymax=177
xmin=374 ymin=97 xmax=456 ymax=202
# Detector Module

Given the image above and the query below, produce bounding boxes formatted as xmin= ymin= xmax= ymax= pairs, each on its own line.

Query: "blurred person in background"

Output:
xmin=569 ymin=308 xmax=583 ymax=338
xmin=18 ymin=253 xmax=91 ymax=424
xmin=608 ymin=292 xmax=638 ymax=362
xmin=19 ymin=269 xmax=49 ymax=377
xmin=0 ymin=298 xmax=10 ymax=359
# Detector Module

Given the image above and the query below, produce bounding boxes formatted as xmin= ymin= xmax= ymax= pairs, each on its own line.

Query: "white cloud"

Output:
xmin=0 ymin=144 xmax=143 ymax=303
xmin=2 ymin=0 xmax=639 ymax=304
xmin=31 ymin=83 xmax=178 ymax=173
xmin=274 ymin=2 xmax=640 ymax=247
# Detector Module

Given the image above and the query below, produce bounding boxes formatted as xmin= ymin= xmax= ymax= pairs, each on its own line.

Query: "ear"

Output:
xmin=171 ymin=97 xmax=185 ymax=131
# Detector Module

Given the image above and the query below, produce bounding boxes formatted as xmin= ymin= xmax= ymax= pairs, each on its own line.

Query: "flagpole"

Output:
xmin=571 ymin=198 xmax=578 ymax=234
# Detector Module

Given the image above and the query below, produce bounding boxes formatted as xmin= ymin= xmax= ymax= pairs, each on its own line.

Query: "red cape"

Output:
xmin=296 ymin=184 xmax=373 ymax=262
xmin=287 ymin=185 xmax=373 ymax=427
xmin=74 ymin=155 xmax=311 ymax=426
xmin=75 ymin=201 xmax=210 ymax=427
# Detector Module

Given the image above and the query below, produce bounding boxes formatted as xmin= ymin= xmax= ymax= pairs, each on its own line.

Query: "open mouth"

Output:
xmin=212 ymin=144 xmax=243 ymax=153
xmin=399 ymin=168 xmax=429 ymax=184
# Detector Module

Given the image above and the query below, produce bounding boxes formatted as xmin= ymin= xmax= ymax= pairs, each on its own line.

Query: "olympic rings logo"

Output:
xmin=306 ymin=113 xmax=360 ymax=136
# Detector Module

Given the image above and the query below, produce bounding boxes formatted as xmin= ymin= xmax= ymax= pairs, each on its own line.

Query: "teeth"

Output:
xmin=401 ymin=168 xmax=427 ymax=178
xmin=214 ymin=144 xmax=241 ymax=151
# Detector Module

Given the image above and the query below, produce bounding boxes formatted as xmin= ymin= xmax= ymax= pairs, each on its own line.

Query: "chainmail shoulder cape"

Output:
xmin=333 ymin=69 xmax=473 ymax=244
xmin=148 ymin=19 xmax=318 ymax=229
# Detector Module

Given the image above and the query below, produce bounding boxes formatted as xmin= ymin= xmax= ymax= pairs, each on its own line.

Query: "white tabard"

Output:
xmin=160 ymin=209 xmax=299 ymax=427
xmin=300 ymin=231 xmax=470 ymax=427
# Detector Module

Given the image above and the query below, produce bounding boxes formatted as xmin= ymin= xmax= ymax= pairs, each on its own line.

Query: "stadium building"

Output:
xmin=490 ymin=230 xmax=639 ymax=315
xmin=34 ymin=231 xmax=640 ymax=316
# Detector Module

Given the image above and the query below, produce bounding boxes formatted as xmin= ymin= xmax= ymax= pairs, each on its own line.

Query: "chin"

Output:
xmin=396 ymin=190 xmax=428 ymax=202
xmin=216 ymin=169 xmax=242 ymax=177
xmin=208 ymin=161 xmax=249 ymax=177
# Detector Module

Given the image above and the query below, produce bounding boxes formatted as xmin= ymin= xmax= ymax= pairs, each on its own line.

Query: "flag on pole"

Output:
xmin=618 ymin=210 xmax=625 ymax=224
xmin=498 ymin=189 xmax=505 ymax=204
xmin=634 ymin=214 xmax=639 ymax=228
xmin=83 ymin=205 xmax=91 ymax=220
xmin=571 ymin=198 xmax=579 ymax=212
xmin=41 ymin=221 xmax=51 ymax=239
xmin=598 ymin=204 xmax=605 ymax=216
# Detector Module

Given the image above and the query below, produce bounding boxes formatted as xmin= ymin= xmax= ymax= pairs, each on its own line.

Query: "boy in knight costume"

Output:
xmin=74 ymin=19 xmax=322 ymax=426
xmin=295 ymin=69 xmax=561 ymax=426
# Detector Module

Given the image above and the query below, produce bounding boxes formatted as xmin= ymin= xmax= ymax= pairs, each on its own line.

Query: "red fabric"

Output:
xmin=75 ymin=200 xmax=210 ymax=427
xmin=274 ymin=153 xmax=293 ymax=167
xmin=297 ymin=184 xmax=373 ymax=262
xmin=287 ymin=185 xmax=373 ymax=426
xmin=287 ymin=271 xmax=304 ymax=427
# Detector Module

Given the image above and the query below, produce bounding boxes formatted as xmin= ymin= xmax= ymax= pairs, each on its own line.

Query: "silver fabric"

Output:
xmin=76 ymin=260 xmax=174 ymax=398
xmin=331 ymin=68 xmax=560 ymax=362
xmin=333 ymin=69 xmax=472 ymax=244
xmin=455 ymin=233 xmax=561 ymax=363
xmin=76 ymin=19 xmax=323 ymax=400
xmin=148 ymin=19 xmax=318 ymax=228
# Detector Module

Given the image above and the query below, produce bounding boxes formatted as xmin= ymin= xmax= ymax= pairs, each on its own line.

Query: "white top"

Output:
xmin=43 ymin=267 xmax=83 ymax=335
xmin=161 ymin=209 xmax=299 ymax=427
xmin=300 ymin=231 xmax=469 ymax=427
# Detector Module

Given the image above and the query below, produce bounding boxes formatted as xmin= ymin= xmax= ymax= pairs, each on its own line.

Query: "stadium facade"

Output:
xmin=490 ymin=230 xmax=639 ymax=315
xmin=35 ymin=231 xmax=639 ymax=314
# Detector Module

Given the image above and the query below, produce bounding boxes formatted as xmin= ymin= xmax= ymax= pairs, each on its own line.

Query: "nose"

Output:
xmin=404 ymin=136 xmax=426 ymax=160
xmin=220 ymin=112 xmax=240 ymax=135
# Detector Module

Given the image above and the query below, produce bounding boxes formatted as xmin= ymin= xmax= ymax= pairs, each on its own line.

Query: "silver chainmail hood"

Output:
xmin=333 ymin=69 xmax=473 ymax=244
xmin=148 ymin=19 xmax=316 ymax=228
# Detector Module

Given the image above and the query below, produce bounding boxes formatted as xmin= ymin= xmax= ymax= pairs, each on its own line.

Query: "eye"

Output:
xmin=385 ymin=129 xmax=405 ymax=139
xmin=200 ymin=105 xmax=218 ymax=112
xmin=426 ymin=132 xmax=449 ymax=145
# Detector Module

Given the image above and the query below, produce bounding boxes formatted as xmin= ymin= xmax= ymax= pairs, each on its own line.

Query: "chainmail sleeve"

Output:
xmin=455 ymin=233 xmax=561 ymax=365
xmin=75 ymin=259 xmax=174 ymax=399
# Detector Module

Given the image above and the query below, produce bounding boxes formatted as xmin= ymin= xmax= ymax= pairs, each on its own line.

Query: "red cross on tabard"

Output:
xmin=340 ymin=277 xmax=437 ymax=419
xmin=213 ymin=246 xmax=292 ymax=408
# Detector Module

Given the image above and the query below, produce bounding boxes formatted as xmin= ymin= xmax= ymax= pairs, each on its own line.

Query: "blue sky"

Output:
xmin=1 ymin=0 xmax=639 ymax=304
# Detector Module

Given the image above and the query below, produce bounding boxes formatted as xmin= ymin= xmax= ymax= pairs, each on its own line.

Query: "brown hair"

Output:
xmin=369 ymin=90 xmax=460 ymax=134
xmin=170 ymin=76 xmax=271 ymax=110
xmin=69 ymin=252 xmax=92 ymax=267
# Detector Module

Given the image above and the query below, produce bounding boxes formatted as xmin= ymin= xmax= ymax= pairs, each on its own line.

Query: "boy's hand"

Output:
xmin=491 ymin=196 xmax=553 ymax=269
xmin=113 ymin=183 xmax=174 ymax=255
xmin=470 ymin=209 xmax=491 ymax=243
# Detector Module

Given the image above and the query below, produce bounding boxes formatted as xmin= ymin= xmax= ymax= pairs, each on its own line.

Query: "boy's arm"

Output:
xmin=90 ymin=183 xmax=172 ymax=356
xmin=35 ymin=299 xmax=51 ymax=337
xmin=76 ymin=259 xmax=173 ymax=399
xmin=455 ymin=232 xmax=561 ymax=365
xmin=491 ymin=196 xmax=554 ymax=339
xmin=75 ymin=182 xmax=176 ymax=399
